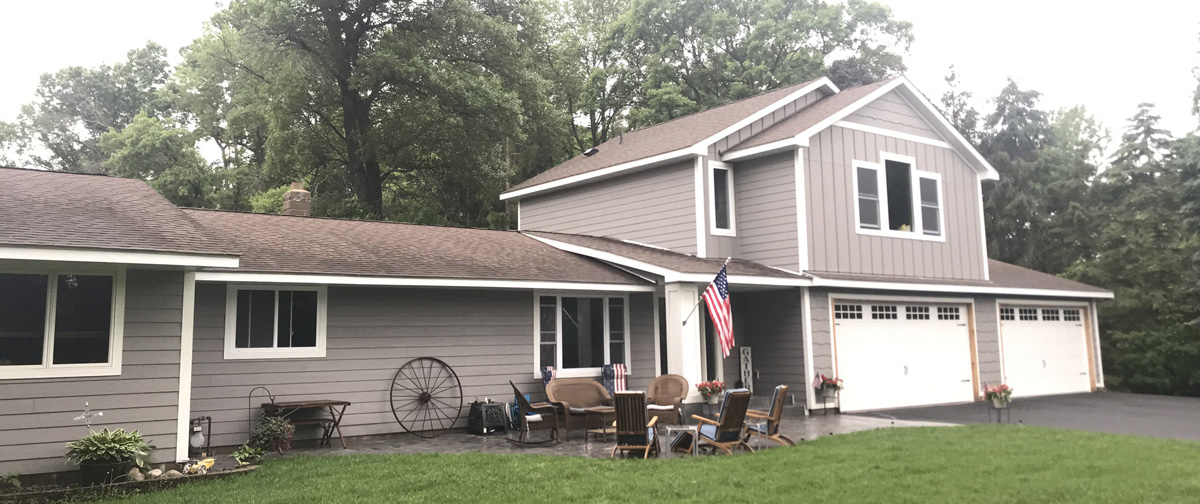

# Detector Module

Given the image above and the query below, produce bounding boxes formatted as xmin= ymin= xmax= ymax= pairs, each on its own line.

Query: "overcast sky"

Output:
xmin=1 ymin=0 xmax=1198 ymax=150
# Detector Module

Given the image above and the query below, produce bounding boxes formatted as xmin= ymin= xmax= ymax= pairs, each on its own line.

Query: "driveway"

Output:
xmin=851 ymin=392 xmax=1200 ymax=441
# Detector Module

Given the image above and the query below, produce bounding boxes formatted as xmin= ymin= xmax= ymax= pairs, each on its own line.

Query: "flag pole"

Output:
xmin=681 ymin=257 xmax=731 ymax=326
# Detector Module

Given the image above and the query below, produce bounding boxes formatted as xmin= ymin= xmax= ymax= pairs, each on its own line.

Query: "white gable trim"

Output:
xmin=721 ymin=138 xmax=802 ymax=162
xmin=693 ymin=77 xmax=839 ymax=151
xmin=833 ymin=121 xmax=953 ymax=149
xmin=193 ymin=271 xmax=655 ymax=292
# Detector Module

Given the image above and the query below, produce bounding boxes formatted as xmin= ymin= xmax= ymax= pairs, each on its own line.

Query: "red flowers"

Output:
xmin=983 ymin=384 xmax=1013 ymax=402
xmin=812 ymin=373 xmax=843 ymax=391
xmin=696 ymin=380 xmax=726 ymax=399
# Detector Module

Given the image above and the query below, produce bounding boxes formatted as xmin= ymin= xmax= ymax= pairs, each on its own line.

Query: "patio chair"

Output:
xmin=646 ymin=374 xmax=688 ymax=425
xmin=610 ymin=391 xmax=660 ymax=459
xmin=546 ymin=378 xmax=612 ymax=440
xmin=507 ymin=381 xmax=560 ymax=446
xmin=744 ymin=385 xmax=796 ymax=447
xmin=691 ymin=388 xmax=754 ymax=455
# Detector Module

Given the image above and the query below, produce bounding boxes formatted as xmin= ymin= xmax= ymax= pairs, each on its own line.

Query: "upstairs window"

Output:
xmin=854 ymin=154 xmax=943 ymax=239
xmin=224 ymin=285 xmax=327 ymax=359
xmin=710 ymin=162 xmax=736 ymax=236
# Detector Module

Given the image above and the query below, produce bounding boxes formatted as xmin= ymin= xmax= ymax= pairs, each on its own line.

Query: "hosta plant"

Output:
xmin=65 ymin=428 xmax=154 ymax=468
xmin=230 ymin=443 xmax=266 ymax=467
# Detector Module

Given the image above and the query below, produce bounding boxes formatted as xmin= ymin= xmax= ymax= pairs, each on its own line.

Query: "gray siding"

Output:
xmin=741 ymin=290 xmax=805 ymax=401
xmin=0 ymin=270 xmax=183 ymax=475
xmin=974 ymin=297 xmax=1002 ymax=385
xmin=805 ymin=125 xmax=987 ymax=280
xmin=191 ymin=284 xmax=656 ymax=448
xmin=733 ymin=152 xmax=800 ymax=271
xmin=627 ymin=292 xmax=655 ymax=391
xmin=844 ymin=90 xmax=940 ymax=140
xmin=711 ymin=89 xmax=827 ymax=157
xmin=519 ymin=159 xmax=697 ymax=254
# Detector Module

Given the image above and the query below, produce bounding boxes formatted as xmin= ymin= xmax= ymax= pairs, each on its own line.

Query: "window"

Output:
xmin=224 ymin=285 xmax=327 ymax=359
xmin=0 ymin=270 xmax=123 ymax=379
xmin=906 ymin=306 xmax=930 ymax=320
xmin=1041 ymin=309 xmax=1060 ymax=321
xmin=1000 ymin=308 xmax=1015 ymax=321
xmin=710 ymin=162 xmax=736 ymax=235
xmin=853 ymin=154 xmax=943 ymax=239
xmin=1064 ymin=309 xmax=1081 ymax=322
xmin=937 ymin=306 xmax=961 ymax=321
xmin=1019 ymin=308 xmax=1038 ymax=321
xmin=871 ymin=305 xmax=898 ymax=320
xmin=535 ymin=294 xmax=628 ymax=375
xmin=834 ymin=304 xmax=863 ymax=320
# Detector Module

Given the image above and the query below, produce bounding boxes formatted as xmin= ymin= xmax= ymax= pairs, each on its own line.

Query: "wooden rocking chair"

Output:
xmin=610 ymin=391 xmax=660 ymax=459
xmin=691 ymin=388 xmax=754 ymax=455
xmin=507 ymin=381 xmax=560 ymax=446
xmin=744 ymin=385 xmax=796 ymax=447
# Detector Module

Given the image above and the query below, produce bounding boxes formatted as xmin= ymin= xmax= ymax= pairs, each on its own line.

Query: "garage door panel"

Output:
xmin=1000 ymin=306 xmax=1092 ymax=398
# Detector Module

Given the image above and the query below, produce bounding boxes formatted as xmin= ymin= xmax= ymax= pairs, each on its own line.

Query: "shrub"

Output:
xmin=251 ymin=415 xmax=295 ymax=452
xmin=65 ymin=428 xmax=154 ymax=468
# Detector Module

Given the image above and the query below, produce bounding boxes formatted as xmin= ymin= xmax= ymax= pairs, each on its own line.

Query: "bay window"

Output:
xmin=534 ymin=294 xmax=628 ymax=376
xmin=224 ymin=284 xmax=327 ymax=359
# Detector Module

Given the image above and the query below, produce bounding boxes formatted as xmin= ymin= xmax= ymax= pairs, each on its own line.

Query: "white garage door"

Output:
xmin=833 ymin=302 xmax=975 ymax=412
xmin=1000 ymin=306 xmax=1092 ymax=397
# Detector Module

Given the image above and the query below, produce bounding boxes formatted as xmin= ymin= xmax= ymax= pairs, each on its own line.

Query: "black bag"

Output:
xmin=671 ymin=431 xmax=694 ymax=453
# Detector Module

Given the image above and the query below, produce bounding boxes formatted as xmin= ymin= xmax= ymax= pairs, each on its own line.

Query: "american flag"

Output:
xmin=702 ymin=265 xmax=735 ymax=358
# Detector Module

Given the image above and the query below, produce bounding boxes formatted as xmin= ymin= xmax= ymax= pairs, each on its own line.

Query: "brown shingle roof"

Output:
xmin=504 ymin=78 xmax=828 ymax=195
xmin=726 ymin=79 xmax=895 ymax=152
xmin=523 ymin=231 xmax=808 ymax=279
xmin=184 ymin=209 xmax=647 ymax=285
xmin=809 ymin=259 xmax=1110 ymax=295
xmin=0 ymin=167 xmax=232 ymax=256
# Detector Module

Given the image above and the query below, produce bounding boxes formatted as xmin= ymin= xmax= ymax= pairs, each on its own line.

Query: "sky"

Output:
xmin=1 ymin=0 xmax=1198 ymax=149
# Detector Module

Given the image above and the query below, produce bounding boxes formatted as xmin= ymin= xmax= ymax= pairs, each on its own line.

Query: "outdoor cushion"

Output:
xmin=647 ymin=404 xmax=675 ymax=410
xmin=699 ymin=423 xmax=741 ymax=443
xmin=525 ymin=413 xmax=543 ymax=422
xmin=568 ymin=407 xmax=587 ymax=415
xmin=617 ymin=428 xmax=655 ymax=446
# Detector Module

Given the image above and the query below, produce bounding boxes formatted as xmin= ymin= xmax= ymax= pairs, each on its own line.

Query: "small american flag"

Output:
xmin=702 ymin=265 xmax=735 ymax=358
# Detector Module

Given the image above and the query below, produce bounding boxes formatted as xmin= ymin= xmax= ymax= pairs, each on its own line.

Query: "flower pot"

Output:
xmin=991 ymin=397 xmax=1010 ymax=409
xmin=706 ymin=395 xmax=720 ymax=405
xmin=78 ymin=459 xmax=135 ymax=486
xmin=821 ymin=388 xmax=838 ymax=398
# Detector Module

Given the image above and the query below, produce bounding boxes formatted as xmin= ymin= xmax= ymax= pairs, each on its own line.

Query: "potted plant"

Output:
xmin=65 ymin=428 xmax=154 ymax=485
xmin=696 ymin=380 xmax=726 ymax=404
xmin=251 ymin=415 xmax=295 ymax=454
xmin=983 ymin=384 xmax=1013 ymax=408
xmin=813 ymin=374 xmax=843 ymax=398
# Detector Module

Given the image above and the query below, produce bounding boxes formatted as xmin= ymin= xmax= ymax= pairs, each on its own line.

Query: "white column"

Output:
xmin=665 ymin=282 xmax=705 ymax=403
xmin=175 ymin=271 xmax=196 ymax=462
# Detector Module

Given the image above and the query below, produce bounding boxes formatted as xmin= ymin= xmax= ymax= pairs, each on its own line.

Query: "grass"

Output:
xmin=98 ymin=425 xmax=1200 ymax=504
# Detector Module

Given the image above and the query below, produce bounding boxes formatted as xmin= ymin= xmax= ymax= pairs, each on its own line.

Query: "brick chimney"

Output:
xmin=281 ymin=182 xmax=312 ymax=216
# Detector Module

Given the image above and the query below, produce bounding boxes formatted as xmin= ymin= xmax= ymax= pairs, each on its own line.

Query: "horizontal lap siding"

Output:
xmin=974 ymin=297 xmax=1002 ymax=385
xmin=734 ymin=152 xmax=799 ymax=271
xmin=742 ymin=290 xmax=805 ymax=402
xmin=806 ymin=126 xmax=986 ymax=280
xmin=844 ymin=90 xmax=941 ymax=140
xmin=0 ymin=270 xmax=182 ymax=475
xmin=519 ymin=160 xmax=697 ymax=254
xmin=627 ymin=293 xmax=655 ymax=391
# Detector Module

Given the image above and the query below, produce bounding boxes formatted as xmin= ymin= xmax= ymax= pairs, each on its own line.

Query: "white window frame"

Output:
xmin=223 ymin=284 xmax=327 ymax=360
xmin=0 ymin=267 xmax=126 ymax=380
xmin=708 ymin=161 xmax=737 ymax=236
xmin=851 ymin=152 xmax=946 ymax=242
xmin=532 ymin=292 xmax=631 ymax=378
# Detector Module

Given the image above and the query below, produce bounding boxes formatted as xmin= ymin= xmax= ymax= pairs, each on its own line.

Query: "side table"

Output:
xmin=583 ymin=406 xmax=616 ymax=448
xmin=467 ymin=401 xmax=508 ymax=435
xmin=663 ymin=424 xmax=699 ymax=456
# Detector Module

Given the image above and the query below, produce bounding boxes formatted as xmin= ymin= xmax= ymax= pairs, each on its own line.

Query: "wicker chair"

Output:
xmin=610 ymin=391 xmax=660 ymax=459
xmin=744 ymin=385 xmax=795 ymax=447
xmin=646 ymin=374 xmax=688 ymax=425
xmin=545 ymin=378 xmax=612 ymax=439
xmin=507 ymin=381 xmax=560 ymax=446
xmin=691 ymin=388 xmax=754 ymax=455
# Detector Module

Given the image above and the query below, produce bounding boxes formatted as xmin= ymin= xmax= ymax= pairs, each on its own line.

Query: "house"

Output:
xmin=0 ymin=75 xmax=1110 ymax=476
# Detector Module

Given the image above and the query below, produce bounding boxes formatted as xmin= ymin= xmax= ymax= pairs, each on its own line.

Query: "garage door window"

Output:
xmin=871 ymin=305 xmax=897 ymax=320
xmin=834 ymin=304 xmax=863 ymax=319
xmin=906 ymin=306 xmax=930 ymax=320
xmin=1042 ymin=309 xmax=1060 ymax=321
xmin=1018 ymin=308 xmax=1038 ymax=321
xmin=1063 ymin=309 xmax=1081 ymax=321
xmin=1000 ymin=308 xmax=1015 ymax=321
xmin=937 ymin=307 xmax=960 ymax=321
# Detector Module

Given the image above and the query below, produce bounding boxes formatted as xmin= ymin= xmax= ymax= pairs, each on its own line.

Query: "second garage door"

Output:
xmin=833 ymin=301 xmax=975 ymax=412
xmin=1000 ymin=306 xmax=1093 ymax=397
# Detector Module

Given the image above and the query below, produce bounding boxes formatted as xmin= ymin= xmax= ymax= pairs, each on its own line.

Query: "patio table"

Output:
xmin=262 ymin=399 xmax=351 ymax=448
xmin=583 ymin=406 xmax=616 ymax=448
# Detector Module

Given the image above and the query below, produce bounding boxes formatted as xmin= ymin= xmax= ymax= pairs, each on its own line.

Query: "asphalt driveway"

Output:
xmin=851 ymin=392 xmax=1200 ymax=441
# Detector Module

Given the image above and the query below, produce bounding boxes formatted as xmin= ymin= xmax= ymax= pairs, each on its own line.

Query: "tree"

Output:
xmin=98 ymin=112 xmax=216 ymax=208
xmin=16 ymin=42 xmax=171 ymax=173
xmin=938 ymin=66 xmax=980 ymax=145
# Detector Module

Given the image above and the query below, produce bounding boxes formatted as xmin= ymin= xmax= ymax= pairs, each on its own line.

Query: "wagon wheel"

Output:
xmin=389 ymin=357 xmax=463 ymax=438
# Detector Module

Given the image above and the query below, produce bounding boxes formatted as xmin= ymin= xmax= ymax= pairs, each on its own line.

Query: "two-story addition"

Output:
xmin=0 ymin=76 xmax=1110 ymax=476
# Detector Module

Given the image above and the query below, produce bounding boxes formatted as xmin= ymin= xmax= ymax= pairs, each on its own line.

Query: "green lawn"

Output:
xmin=101 ymin=425 xmax=1200 ymax=503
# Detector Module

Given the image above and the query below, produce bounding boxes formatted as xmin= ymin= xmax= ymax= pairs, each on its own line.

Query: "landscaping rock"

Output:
xmin=128 ymin=468 xmax=145 ymax=482
xmin=146 ymin=468 xmax=163 ymax=479
xmin=163 ymin=470 xmax=184 ymax=479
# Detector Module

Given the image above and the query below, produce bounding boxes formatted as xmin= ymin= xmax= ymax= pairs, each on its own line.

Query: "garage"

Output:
xmin=999 ymin=305 xmax=1093 ymax=397
xmin=832 ymin=301 xmax=976 ymax=412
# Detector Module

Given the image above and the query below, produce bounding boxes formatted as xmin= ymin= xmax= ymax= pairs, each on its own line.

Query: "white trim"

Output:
xmin=915 ymin=171 xmax=946 ymax=239
xmin=1090 ymin=300 xmax=1104 ymax=388
xmin=708 ymin=160 xmax=737 ymax=236
xmin=809 ymin=276 xmax=1114 ymax=299
xmin=694 ymin=157 xmax=708 ymax=257
xmin=833 ymin=121 xmax=953 ymax=149
xmin=653 ymin=293 xmax=663 ymax=377
xmin=830 ymin=292 xmax=978 ymax=305
xmin=0 ymin=268 xmax=126 ymax=380
xmin=222 ymin=284 xmax=328 ymax=360
xmin=995 ymin=298 xmax=1091 ymax=308
xmin=795 ymin=149 xmax=809 ymax=272
xmin=696 ymin=78 xmax=839 ymax=150
xmin=721 ymin=138 xmax=803 ymax=162
xmin=891 ymin=77 xmax=999 ymax=180
xmin=499 ymin=149 xmax=701 ymax=201
xmin=801 ymin=287 xmax=816 ymax=412
xmin=850 ymin=152 xmax=947 ymax=243
xmin=672 ymin=273 xmax=809 ymax=286
xmin=524 ymin=235 xmax=675 ymax=278
xmin=532 ymin=292 xmax=631 ymax=378
xmin=194 ymin=271 xmax=655 ymax=293
xmin=175 ymin=271 xmax=196 ymax=462
xmin=516 ymin=200 xmax=522 ymax=230
xmin=977 ymin=180 xmax=991 ymax=281
xmin=0 ymin=246 xmax=238 ymax=268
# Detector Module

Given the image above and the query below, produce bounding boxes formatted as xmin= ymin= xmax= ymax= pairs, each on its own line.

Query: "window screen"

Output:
xmin=919 ymin=177 xmax=941 ymax=236
xmin=713 ymin=168 xmax=731 ymax=230
xmin=52 ymin=275 xmax=113 ymax=364
xmin=856 ymin=166 xmax=881 ymax=229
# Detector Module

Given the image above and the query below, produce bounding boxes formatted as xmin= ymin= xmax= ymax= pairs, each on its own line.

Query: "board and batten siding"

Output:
xmin=974 ymin=297 xmax=1002 ymax=385
xmin=843 ymin=90 xmax=941 ymax=140
xmin=732 ymin=152 xmax=800 ymax=271
xmin=190 ymin=284 xmax=657 ymax=448
xmin=519 ymin=159 xmax=698 ymax=254
xmin=808 ymin=289 xmax=834 ymax=380
xmin=0 ymin=269 xmax=183 ymax=475
xmin=805 ymin=125 xmax=987 ymax=281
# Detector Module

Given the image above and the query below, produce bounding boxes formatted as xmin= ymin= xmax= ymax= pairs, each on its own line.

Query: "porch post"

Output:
xmin=665 ymin=282 xmax=705 ymax=403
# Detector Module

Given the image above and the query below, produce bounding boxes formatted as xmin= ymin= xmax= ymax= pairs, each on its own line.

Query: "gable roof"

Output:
xmin=0 ymin=167 xmax=236 ymax=264
xmin=501 ymin=77 xmax=838 ymax=200
xmin=723 ymin=79 xmax=894 ymax=153
xmin=184 ymin=209 xmax=648 ymax=288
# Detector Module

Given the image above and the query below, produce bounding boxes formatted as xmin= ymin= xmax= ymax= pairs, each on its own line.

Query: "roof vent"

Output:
xmin=583 ymin=147 xmax=598 ymax=157
xmin=282 ymin=181 xmax=312 ymax=217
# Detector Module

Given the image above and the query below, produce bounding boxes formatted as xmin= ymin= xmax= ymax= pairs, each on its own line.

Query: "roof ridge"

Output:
xmin=182 ymin=207 xmax=522 ymax=235
xmin=0 ymin=165 xmax=114 ymax=178
xmin=621 ymin=77 xmax=824 ymax=135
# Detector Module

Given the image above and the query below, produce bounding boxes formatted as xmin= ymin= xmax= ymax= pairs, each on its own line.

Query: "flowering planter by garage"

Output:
xmin=79 ymin=459 xmax=135 ymax=486
xmin=991 ymin=397 xmax=1010 ymax=409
